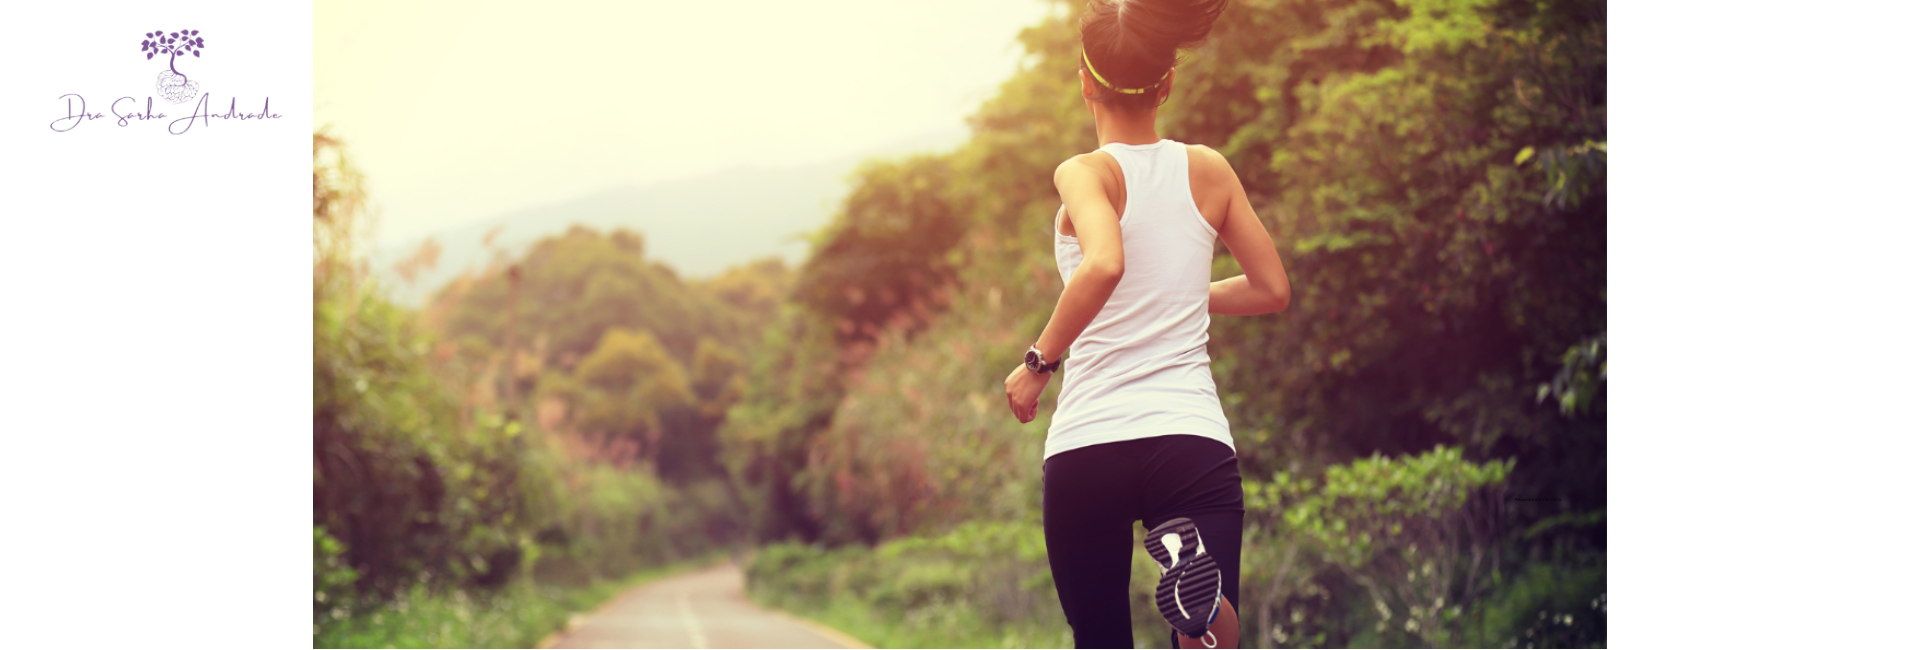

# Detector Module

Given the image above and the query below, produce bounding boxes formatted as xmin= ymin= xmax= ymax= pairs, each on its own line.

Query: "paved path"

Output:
xmin=546 ymin=563 xmax=866 ymax=649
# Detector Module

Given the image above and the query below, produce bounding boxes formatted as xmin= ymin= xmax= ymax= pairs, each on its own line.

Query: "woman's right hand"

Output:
xmin=1004 ymin=363 xmax=1052 ymax=424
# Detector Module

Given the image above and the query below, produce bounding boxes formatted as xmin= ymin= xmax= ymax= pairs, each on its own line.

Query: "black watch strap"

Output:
xmin=1026 ymin=345 xmax=1064 ymax=374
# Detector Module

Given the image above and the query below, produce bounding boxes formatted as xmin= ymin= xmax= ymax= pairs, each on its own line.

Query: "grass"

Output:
xmin=760 ymin=595 xmax=1066 ymax=649
xmin=743 ymin=521 xmax=1179 ymax=649
xmin=314 ymin=555 xmax=725 ymax=649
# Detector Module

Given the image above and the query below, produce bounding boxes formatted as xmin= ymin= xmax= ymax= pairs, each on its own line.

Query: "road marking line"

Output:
xmin=677 ymin=592 xmax=709 ymax=649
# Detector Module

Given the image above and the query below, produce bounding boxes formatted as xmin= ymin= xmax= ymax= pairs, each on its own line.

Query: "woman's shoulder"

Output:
xmin=1181 ymin=143 xmax=1241 ymax=226
xmin=1181 ymin=143 xmax=1233 ymax=179
xmin=1058 ymin=148 xmax=1123 ymax=172
xmin=1055 ymin=149 xmax=1125 ymax=189
xmin=1182 ymin=143 xmax=1246 ymax=197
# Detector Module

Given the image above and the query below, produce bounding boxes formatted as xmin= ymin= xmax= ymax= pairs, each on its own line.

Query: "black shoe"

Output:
xmin=1145 ymin=517 xmax=1221 ymax=639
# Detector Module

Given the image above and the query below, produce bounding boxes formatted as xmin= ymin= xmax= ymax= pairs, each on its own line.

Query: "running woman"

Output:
xmin=1001 ymin=1 xmax=1290 ymax=647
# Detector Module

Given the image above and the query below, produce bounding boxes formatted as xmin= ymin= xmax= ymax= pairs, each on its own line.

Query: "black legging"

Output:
xmin=1043 ymin=434 xmax=1244 ymax=649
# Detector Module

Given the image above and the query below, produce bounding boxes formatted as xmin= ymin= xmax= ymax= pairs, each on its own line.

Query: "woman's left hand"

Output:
xmin=1004 ymin=364 xmax=1052 ymax=424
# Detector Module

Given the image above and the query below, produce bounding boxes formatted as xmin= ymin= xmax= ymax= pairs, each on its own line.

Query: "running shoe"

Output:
xmin=1145 ymin=517 xmax=1221 ymax=639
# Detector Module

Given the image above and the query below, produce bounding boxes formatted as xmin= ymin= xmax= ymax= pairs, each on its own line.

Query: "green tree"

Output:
xmin=572 ymin=328 xmax=696 ymax=467
xmin=313 ymin=130 xmax=535 ymax=595
xmin=436 ymin=226 xmax=756 ymax=374
xmin=795 ymin=155 xmax=969 ymax=346
xmin=691 ymin=337 xmax=748 ymax=422
xmin=430 ymin=226 xmax=786 ymax=485
xmin=704 ymin=257 xmax=793 ymax=320
xmin=716 ymin=308 xmax=847 ymax=542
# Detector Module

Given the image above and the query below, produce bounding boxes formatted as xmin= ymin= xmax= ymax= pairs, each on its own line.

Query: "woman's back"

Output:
xmin=1046 ymin=138 xmax=1233 ymax=460
xmin=1010 ymin=2 xmax=1282 ymax=645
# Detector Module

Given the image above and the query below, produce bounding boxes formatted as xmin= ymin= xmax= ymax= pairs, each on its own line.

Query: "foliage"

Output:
xmin=795 ymin=155 xmax=969 ymax=346
xmin=528 ymin=458 xmax=744 ymax=586
xmin=314 ymin=131 xmax=534 ymax=594
xmin=317 ymin=0 xmax=1610 ymax=645
xmin=427 ymin=225 xmax=777 ymax=486
xmin=725 ymin=0 xmax=1606 ymax=549
xmin=314 ymin=130 xmax=755 ymax=646
xmin=571 ymin=327 xmax=696 ymax=465
xmin=749 ymin=448 xmax=1516 ymax=649
xmin=315 ymin=581 xmax=564 ymax=649
xmin=313 ymin=559 xmax=721 ymax=649
xmin=731 ymin=7 xmax=1609 ymax=638
xmin=745 ymin=521 xmax=1093 ymax=649
xmin=314 ymin=526 xmax=361 ymax=623
xmin=716 ymin=307 xmax=848 ymax=542
xmin=716 ymin=3 xmax=1093 ymax=547
xmin=433 ymin=225 xmax=766 ymax=374
xmin=1457 ymin=557 xmax=1606 ymax=648
xmin=793 ymin=285 xmax=1052 ymax=544
xmin=1185 ymin=0 xmax=1609 ymax=481
xmin=1244 ymin=447 xmax=1512 ymax=647
xmin=691 ymin=337 xmax=748 ymax=422
xmin=1516 ymin=140 xmax=1606 ymax=210
xmin=705 ymin=257 xmax=795 ymax=317
xmin=1537 ymin=331 xmax=1605 ymax=417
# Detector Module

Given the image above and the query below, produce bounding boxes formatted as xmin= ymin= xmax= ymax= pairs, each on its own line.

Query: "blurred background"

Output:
xmin=313 ymin=0 xmax=1605 ymax=647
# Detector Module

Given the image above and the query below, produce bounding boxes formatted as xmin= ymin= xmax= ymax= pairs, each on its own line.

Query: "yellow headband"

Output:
xmin=1082 ymin=51 xmax=1168 ymax=95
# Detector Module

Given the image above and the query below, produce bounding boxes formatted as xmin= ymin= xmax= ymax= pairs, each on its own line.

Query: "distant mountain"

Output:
xmin=374 ymin=127 xmax=967 ymax=305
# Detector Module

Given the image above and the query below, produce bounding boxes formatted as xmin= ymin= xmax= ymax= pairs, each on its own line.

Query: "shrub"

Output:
xmin=1243 ymin=446 xmax=1512 ymax=647
xmin=1460 ymin=557 xmax=1607 ymax=649
xmin=745 ymin=520 xmax=1082 ymax=648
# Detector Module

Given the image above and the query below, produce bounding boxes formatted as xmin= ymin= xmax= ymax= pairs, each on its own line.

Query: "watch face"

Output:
xmin=1025 ymin=348 xmax=1041 ymax=370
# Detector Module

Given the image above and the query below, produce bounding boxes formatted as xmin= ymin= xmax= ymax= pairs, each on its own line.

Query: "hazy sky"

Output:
xmin=316 ymin=0 xmax=1059 ymax=245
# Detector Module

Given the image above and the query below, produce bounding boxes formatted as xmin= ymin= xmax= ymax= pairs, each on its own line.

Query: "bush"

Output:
xmin=314 ymin=526 xmax=361 ymax=625
xmin=1241 ymin=446 xmax=1513 ymax=648
xmin=314 ymin=131 xmax=537 ymax=595
xmin=312 ymin=561 xmax=714 ymax=649
xmin=313 ymin=130 xmax=750 ymax=647
xmin=1459 ymin=556 xmax=1607 ymax=649
xmin=746 ymin=520 xmax=1087 ymax=648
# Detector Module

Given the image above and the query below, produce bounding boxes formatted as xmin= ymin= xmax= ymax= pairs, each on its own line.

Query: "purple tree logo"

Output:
xmin=142 ymin=28 xmax=206 ymax=104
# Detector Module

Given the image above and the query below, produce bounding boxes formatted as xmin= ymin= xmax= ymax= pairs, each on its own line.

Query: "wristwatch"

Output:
xmin=1024 ymin=344 xmax=1063 ymax=375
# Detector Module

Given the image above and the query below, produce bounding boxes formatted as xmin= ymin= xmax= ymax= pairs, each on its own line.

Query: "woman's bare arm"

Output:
xmin=1203 ymin=150 xmax=1290 ymax=315
xmin=1036 ymin=155 xmax=1126 ymax=361
xmin=1005 ymin=154 xmax=1126 ymax=423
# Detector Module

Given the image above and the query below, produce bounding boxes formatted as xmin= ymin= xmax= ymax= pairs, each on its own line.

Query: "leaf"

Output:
xmin=147 ymin=52 xmax=154 ymax=59
xmin=191 ymin=30 xmax=199 ymax=35
xmin=1514 ymin=146 xmax=1534 ymax=166
xmin=193 ymin=50 xmax=200 ymax=57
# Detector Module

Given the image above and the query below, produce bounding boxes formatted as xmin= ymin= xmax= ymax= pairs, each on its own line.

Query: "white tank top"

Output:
xmin=1046 ymin=139 xmax=1234 ymax=460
